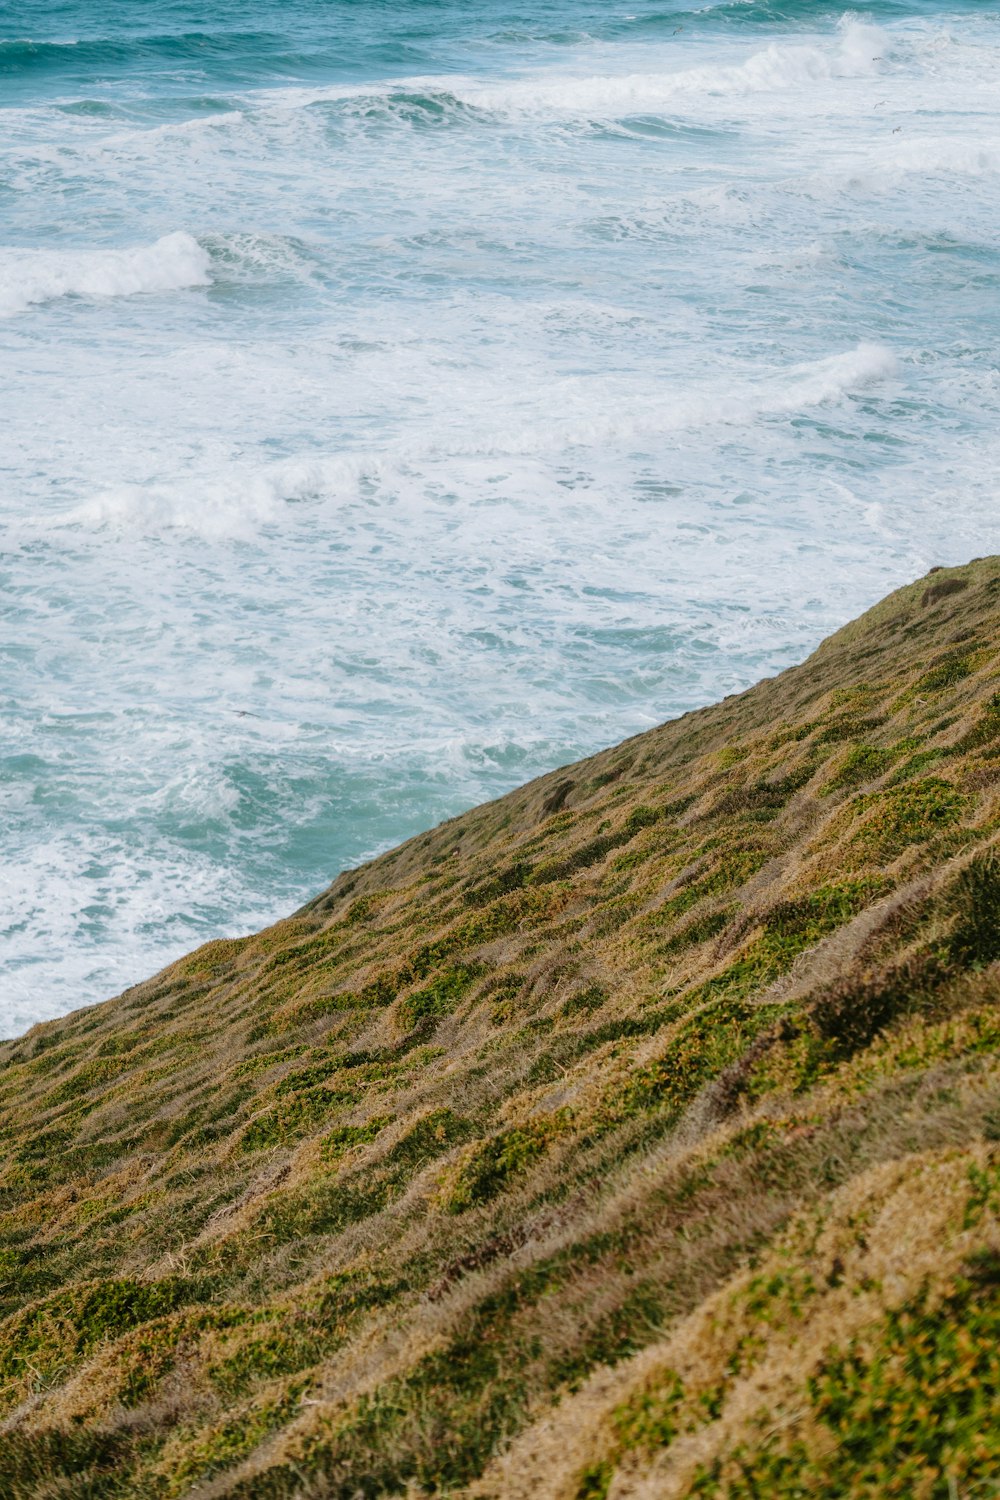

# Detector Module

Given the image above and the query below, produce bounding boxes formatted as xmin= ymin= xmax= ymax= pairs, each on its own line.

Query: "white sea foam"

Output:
xmin=63 ymin=478 xmax=284 ymax=540
xmin=200 ymin=230 xmax=320 ymax=287
xmin=882 ymin=138 xmax=1000 ymax=179
xmin=0 ymin=230 xmax=211 ymax=316
xmin=471 ymin=343 xmax=899 ymax=456
xmin=766 ymin=343 xmax=899 ymax=412
xmin=464 ymin=22 xmax=887 ymax=117
xmin=127 ymin=111 xmax=244 ymax=140
xmin=63 ymin=454 xmax=386 ymax=539
xmin=54 ymin=345 xmax=897 ymax=542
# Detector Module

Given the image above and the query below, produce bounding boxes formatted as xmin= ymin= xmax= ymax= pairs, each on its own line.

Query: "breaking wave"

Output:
xmin=0 ymin=231 xmax=211 ymax=317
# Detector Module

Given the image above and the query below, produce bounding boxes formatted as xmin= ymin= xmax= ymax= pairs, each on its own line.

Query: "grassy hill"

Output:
xmin=1 ymin=558 xmax=999 ymax=1499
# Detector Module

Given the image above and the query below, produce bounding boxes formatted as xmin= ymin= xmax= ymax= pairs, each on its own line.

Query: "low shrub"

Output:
xmin=849 ymin=778 xmax=967 ymax=861
xmin=947 ymin=851 xmax=1000 ymax=969
xmin=397 ymin=964 xmax=484 ymax=1030
xmin=443 ymin=1116 xmax=565 ymax=1213
xmin=809 ymin=952 xmax=943 ymax=1060
xmin=823 ymin=744 xmax=893 ymax=792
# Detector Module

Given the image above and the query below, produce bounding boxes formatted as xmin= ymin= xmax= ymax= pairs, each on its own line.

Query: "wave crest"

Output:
xmin=0 ymin=231 xmax=211 ymax=317
xmin=464 ymin=21 xmax=887 ymax=119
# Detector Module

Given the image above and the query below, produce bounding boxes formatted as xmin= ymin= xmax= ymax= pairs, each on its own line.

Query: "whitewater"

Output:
xmin=1 ymin=0 xmax=998 ymax=1032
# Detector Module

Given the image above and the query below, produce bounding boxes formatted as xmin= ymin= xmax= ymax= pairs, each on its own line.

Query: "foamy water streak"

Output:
xmin=59 ymin=341 xmax=897 ymax=540
xmin=1 ymin=0 xmax=998 ymax=1030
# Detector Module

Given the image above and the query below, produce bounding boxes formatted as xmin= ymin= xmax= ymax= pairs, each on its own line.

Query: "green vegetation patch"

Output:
xmin=954 ymin=695 xmax=1000 ymax=753
xmin=0 ymin=1276 xmax=206 ymax=1394
xmin=754 ymin=879 xmax=886 ymax=973
xmin=658 ymin=905 xmax=735 ymax=956
xmin=609 ymin=995 xmax=780 ymax=1130
xmin=848 ymin=777 xmax=967 ymax=862
xmin=692 ymin=1258 xmax=1000 ymax=1497
xmin=240 ymin=1083 xmax=357 ymax=1152
xmin=531 ymin=806 xmax=663 ymax=885
xmin=645 ymin=839 xmax=775 ymax=933
xmin=397 ymin=963 xmax=485 ymax=1030
xmin=41 ymin=1055 xmax=132 ymax=1107
xmin=561 ymin=983 xmax=608 ymax=1018
xmin=887 ymin=747 xmax=949 ymax=785
xmin=947 ymin=851 xmax=1000 ymax=970
xmin=707 ymin=766 xmax=815 ymax=821
xmin=384 ymin=1108 xmax=471 ymax=1172
xmin=915 ymin=653 xmax=976 ymax=693
xmin=822 ymin=743 xmax=894 ymax=793
xmin=463 ymin=860 xmax=533 ymax=908
xmin=161 ymin=1388 xmax=305 ymax=1496
xmin=319 ymin=1118 xmax=388 ymax=1163
xmin=0 ymin=1426 xmax=140 ymax=1497
xmin=208 ymin=1328 xmax=324 ymax=1398
xmin=815 ymin=714 xmax=885 ymax=745
xmin=443 ymin=1115 xmax=567 ymax=1213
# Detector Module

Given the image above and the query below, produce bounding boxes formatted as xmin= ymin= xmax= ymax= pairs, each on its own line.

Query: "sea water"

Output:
xmin=1 ymin=0 xmax=998 ymax=1032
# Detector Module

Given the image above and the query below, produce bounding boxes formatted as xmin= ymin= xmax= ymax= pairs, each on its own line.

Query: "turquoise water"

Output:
xmin=2 ymin=0 xmax=998 ymax=1030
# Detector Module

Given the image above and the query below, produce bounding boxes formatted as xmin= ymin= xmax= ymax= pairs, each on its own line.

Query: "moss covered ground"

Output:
xmin=1 ymin=559 xmax=1000 ymax=1496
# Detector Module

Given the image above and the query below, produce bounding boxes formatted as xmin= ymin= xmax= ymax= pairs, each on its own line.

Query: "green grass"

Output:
xmin=692 ymin=1261 xmax=1000 ymax=1498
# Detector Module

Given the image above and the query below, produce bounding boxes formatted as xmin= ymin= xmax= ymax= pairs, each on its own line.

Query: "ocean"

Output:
xmin=1 ymin=0 xmax=997 ymax=1032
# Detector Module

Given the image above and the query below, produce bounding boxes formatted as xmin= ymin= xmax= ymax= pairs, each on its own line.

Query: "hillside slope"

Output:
xmin=2 ymin=559 xmax=1000 ymax=1498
